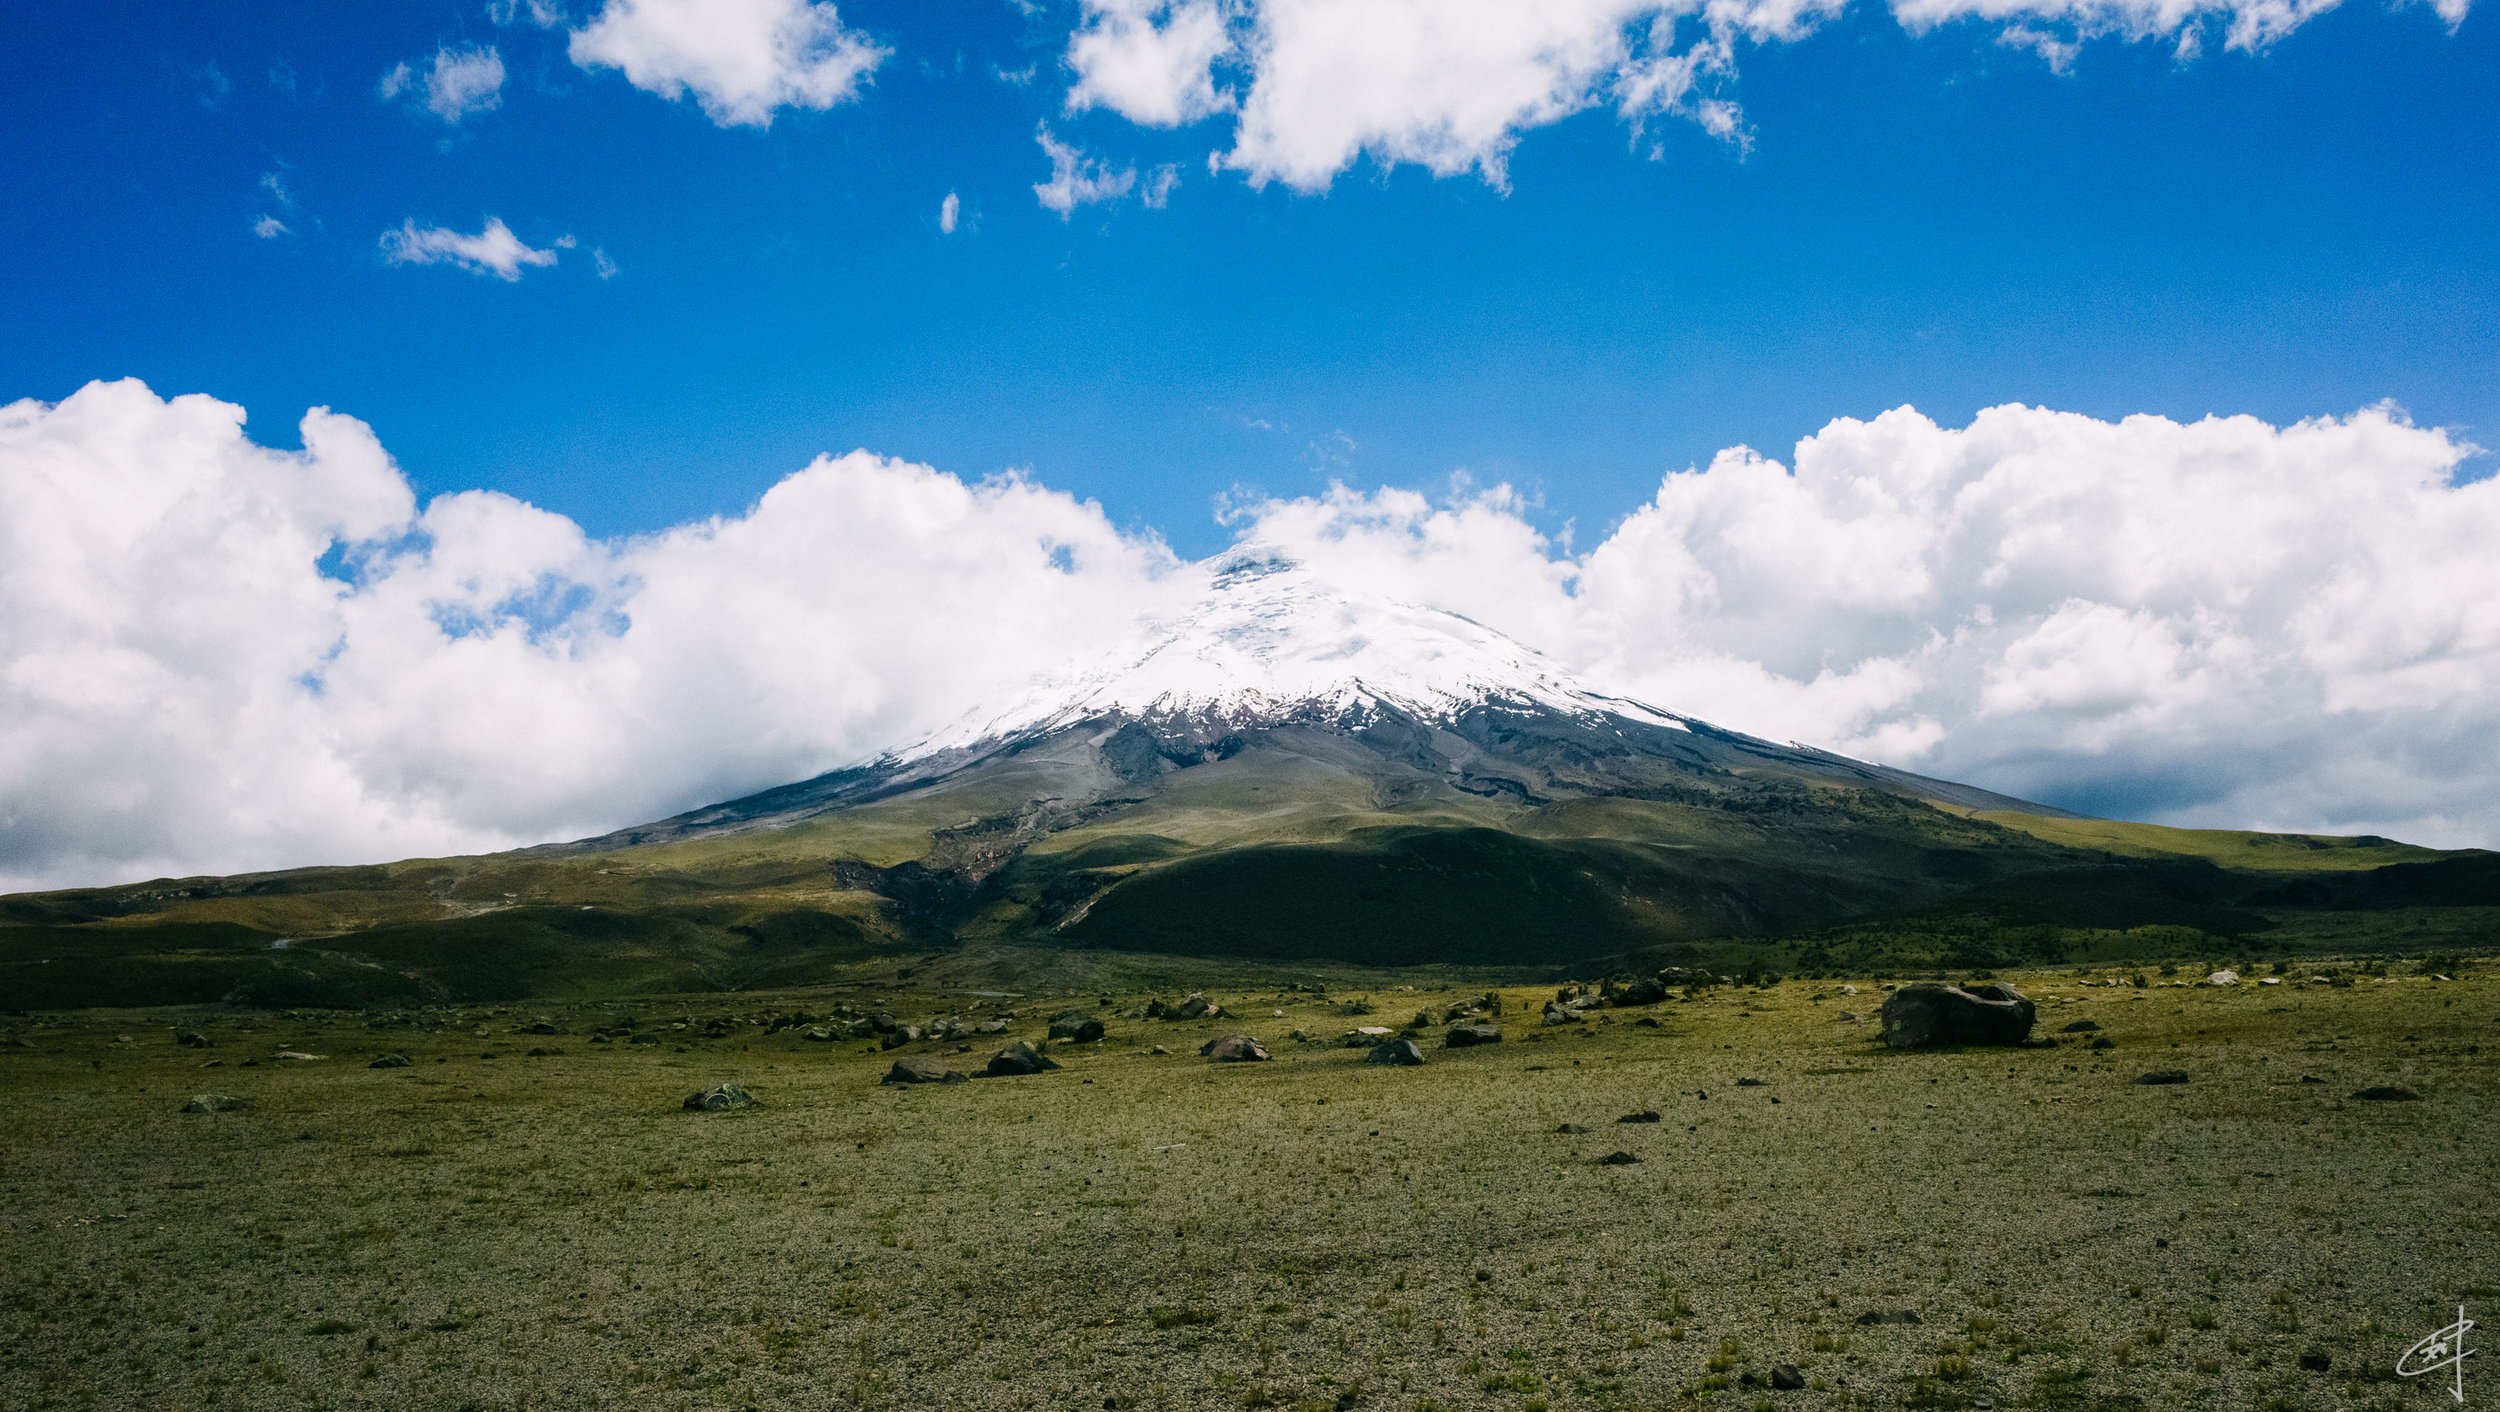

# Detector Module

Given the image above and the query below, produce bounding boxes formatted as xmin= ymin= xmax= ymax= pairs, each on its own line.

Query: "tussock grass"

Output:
xmin=0 ymin=966 xmax=2490 ymax=1409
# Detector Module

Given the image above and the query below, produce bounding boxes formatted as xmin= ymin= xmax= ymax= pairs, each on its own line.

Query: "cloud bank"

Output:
xmin=1061 ymin=0 xmax=2473 ymax=190
xmin=3 ymin=380 xmax=2495 ymax=890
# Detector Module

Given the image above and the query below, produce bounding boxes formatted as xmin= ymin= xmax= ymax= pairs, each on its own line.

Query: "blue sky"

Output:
xmin=6 ymin=0 xmax=2493 ymax=556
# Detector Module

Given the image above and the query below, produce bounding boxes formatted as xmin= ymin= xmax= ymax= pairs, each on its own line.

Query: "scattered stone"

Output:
xmin=2299 ymin=1074 xmax=2325 ymax=1084
xmin=982 ymin=1041 xmax=1062 ymax=1077
xmin=2259 ymin=976 xmax=2283 ymax=985
xmin=803 ymin=1026 xmax=836 ymax=1042
xmin=1618 ymin=1109 xmax=1662 ymax=1124
xmin=1836 ymin=1011 xmax=1859 ymax=1023
xmin=175 ymin=1031 xmax=212 ymax=1048
xmin=1839 ymin=984 xmax=1859 ymax=995
xmin=368 ymin=1053 xmax=412 ymax=1069
xmin=1634 ymin=1016 xmax=1660 ymax=1027
xmin=274 ymin=1050 xmax=326 ymax=1061
xmin=2298 ymin=1350 xmax=2331 ymax=1372
xmin=1880 ymin=983 xmax=2036 ymax=1047
xmin=1854 ymin=1310 xmax=1922 ymax=1325
xmin=1599 ymin=1151 xmax=1641 ymax=1165
xmin=1335 ymin=1001 xmax=1373 ymax=1017
xmin=2089 ymin=1036 xmax=2116 ymax=1050
xmin=1771 ymin=1364 xmax=1806 ymax=1391
xmin=1364 ymin=1038 xmax=1425 ymax=1066
xmin=683 ymin=1081 xmax=758 ymax=1111
xmin=975 ymin=1019 xmax=1007 ymax=1035
xmin=2206 ymin=970 xmax=2240 ymax=987
xmin=1555 ymin=1123 xmax=1592 ymax=1134
xmin=182 ymin=1094 xmax=247 ymax=1113
xmin=524 ymin=1021 xmax=559 ymax=1034
xmin=883 ymin=1056 xmax=967 ymax=1085
xmin=628 ymin=1034 xmax=662 ymax=1046
xmin=2060 ymin=1019 xmax=2103 ymax=1033
xmin=1048 ymin=1012 xmax=1106 ymax=1043
xmin=1541 ymin=1002 xmax=1583 ymax=1026
xmin=1445 ymin=1022 xmax=1503 ymax=1048
xmin=1173 ymin=992 xmax=1224 ymax=1019
xmin=879 ymin=1025 xmax=923 ymax=1051
xmin=1410 ymin=1008 xmax=1443 ymax=1028
xmin=2352 ymin=1086 xmax=2421 ymax=1101
xmin=1148 ymin=1045 xmax=1169 ymax=1055
xmin=1736 ymin=1077 xmax=1766 ymax=1087
xmin=1201 ymin=1033 xmax=1270 ymax=1063
xmin=2135 ymin=1070 xmax=2190 ymax=1086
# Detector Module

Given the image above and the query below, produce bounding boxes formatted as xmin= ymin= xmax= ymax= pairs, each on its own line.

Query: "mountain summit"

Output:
xmin=915 ymin=548 xmax=1678 ymax=753
xmin=4 ymin=549 xmax=2480 ymax=1006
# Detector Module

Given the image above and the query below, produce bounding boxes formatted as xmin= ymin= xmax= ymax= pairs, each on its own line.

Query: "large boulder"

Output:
xmin=684 ymin=1081 xmax=759 ymax=1111
xmin=982 ymin=1041 xmax=1061 ymax=1077
xmin=883 ymin=1056 xmax=967 ymax=1085
xmin=1201 ymin=1033 xmax=1270 ymax=1062
xmin=1048 ymin=1012 xmax=1106 ymax=1043
xmin=1541 ymin=1002 xmax=1584 ymax=1027
xmin=1365 ymin=1039 xmax=1426 ymax=1066
xmin=1173 ymin=992 xmax=1223 ymax=1019
xmin=1878 ymin=983 xmax=2036 ymax=1047
xmin=1445 ymin=1022 xmax=1503 ymax=1048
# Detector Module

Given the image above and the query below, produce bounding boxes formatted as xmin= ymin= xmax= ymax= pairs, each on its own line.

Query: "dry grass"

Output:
xmin=0 ymin=968 xmax=2490 ymax=1410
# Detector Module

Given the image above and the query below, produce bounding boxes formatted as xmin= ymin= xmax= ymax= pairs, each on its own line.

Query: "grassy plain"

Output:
xmin=3 ymin=962 xmax=2494 ymax=1412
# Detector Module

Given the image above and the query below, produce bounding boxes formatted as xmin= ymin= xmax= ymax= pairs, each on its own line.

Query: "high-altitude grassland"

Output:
xmin=3 ymin=964 xmax=2491 ymax=1412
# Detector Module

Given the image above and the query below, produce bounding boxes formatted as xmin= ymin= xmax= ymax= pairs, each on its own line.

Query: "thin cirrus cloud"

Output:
xmin=378 ymin=44 xmax=508 ymax=125
xmin=378 ymin=217 xmax=571 ymax=280
xmin=1060 ymin=0 xmax=2480 ymax=191
xmin=4 ymin=379 xmax=2497 ymax=891
xmin=566 ymin=0 xmax=888 ymax=127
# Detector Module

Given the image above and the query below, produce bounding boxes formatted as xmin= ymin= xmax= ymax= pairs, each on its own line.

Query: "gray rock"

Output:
xmin=368 ymin=1053 xmax=412 ymax=1069
xmin=1771 ymin=1364 xmax=1805 ymax=1390
xmin=882 ymin=1056 xmax=967 ymax=1085
xmin=1555 ymin=1123 xmax=1592 ymax=1134
xmin=181 ymin=1094 xmax=247 ymax=1113
xmin=975 ymin=1019 xmax=1008 ymax=1035
xmin=1444 ymin=1021 xmax=1503 ymax=1048
xmin=2061 ymin=1019 xmax=2103 ymax=1032
xmin=982 ymin=1040 xmax=1061 ymax=1077
xmin=175 ymin=1031 xmax=212 ymax=1048
xmin=1854 ymin=1310 xmax=1922 ymax=1325
xmin=1173 ymin=992 xmax=1223 ymax=1019
xmin=1201 ymin=1033 xmax=1270 ymax=1063
xmin=1364 ymin=1039 xmax=1425 ymax=1066
xmin=802 ymin=1026 xmax=836 ymax=1042
xmin=1600 ymin=1150 xmax=1640 ymax=1165
xmin=1048 ymin=1012 xmax=1106 ymax=1043
xmin=1736 ymin=1077 xmax=1766 ymax=1087
xmin=683 ymin=1081 xmax=759 ymax=1111
xmin=879 ymin=1025 xmax=923 ymax=1051
xmin=1541 ymin=1002 xmax=1583 ymax=1026
xmin=1879 ymin=982 xmax=2036 ymax=1047
xmin=2135 ymin=1070 xmax=2190 ymax=1085
xmin=1618 ymin=1109 xmax=1662 ymax=1123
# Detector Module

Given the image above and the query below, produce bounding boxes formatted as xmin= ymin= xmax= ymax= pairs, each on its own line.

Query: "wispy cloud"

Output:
xmin=379 ymin=217 xmax=564 ymax=280
xmin=1033 ymin=127 xmax=1138 ymax=217
xmin=939 ymin=191 xmax=961 ymax=233
xmin=380 ymin=44 xmax=507 ymax=124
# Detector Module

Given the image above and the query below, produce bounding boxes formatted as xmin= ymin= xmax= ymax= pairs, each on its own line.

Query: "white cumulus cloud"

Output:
xmin=1061 ymin=0 xmax=2472 ymax=192
xmin=939 ymin=190 xmax=960 ymax=233
xmin=1066 ymin=0 xmax=1238 ymax=126
xmin=568 ymin=0 xmax=887 ymax=127
xmin=380 ymin=44 xmax=508 ymax=124
xmin=5 ymin=383 xmax=2499 ymax=891
xmin=379 ymin=217 xmax=565 ymax=280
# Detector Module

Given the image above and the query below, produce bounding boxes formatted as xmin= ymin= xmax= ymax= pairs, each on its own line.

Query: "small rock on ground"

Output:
xmin=182 ymin=1094 xmax=247 ymax=1113
xmin=883 ymin=1056 xmax=967 ymax=1085
xmin=368 ymin=1053 xmax=412 ymax=1069
xmin=683 ymin=1081 xmax=759 ymax=1111
xmin=1364 ymin=1039 xmax=1424 ymax=1066
xmin=2135 ymin=1070 xmax=2190 ymax=1085
xmin=1201 ymin=1033 xmax=1270 ymax=1063
xmin=982 ymin=1041 xmax=1062 ymax=1077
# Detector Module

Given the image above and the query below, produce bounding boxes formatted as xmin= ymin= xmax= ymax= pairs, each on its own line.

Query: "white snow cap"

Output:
xmin=913 ymin=547 xmax=1685 ymax=754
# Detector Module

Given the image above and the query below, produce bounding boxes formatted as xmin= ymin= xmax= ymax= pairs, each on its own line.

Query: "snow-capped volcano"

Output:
xmin=911 ymin=548 xmax=1682 ymax=757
